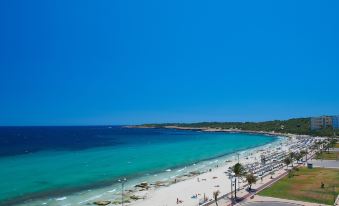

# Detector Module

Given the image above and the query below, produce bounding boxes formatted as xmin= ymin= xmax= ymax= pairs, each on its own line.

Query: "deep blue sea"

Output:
xmin=0 ymin=126 xmax=278 ymax=205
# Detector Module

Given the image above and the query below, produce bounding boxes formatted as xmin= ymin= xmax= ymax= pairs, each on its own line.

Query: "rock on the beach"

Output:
xmin=130 ymin=195 xmax=143 ymax=200
xmin=93 ymin=200 xmax=111 ymax=205
xmin=135 ymin=182 xmax=149 ymax=189
xmin=154 ymin=181 xmax=167 ymax=187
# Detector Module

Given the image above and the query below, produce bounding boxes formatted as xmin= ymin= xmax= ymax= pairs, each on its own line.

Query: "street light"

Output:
xmin=225 ymin=172 xmax=235 ymax=205
xmin=118 ymin=178 xmax=127 ymax=206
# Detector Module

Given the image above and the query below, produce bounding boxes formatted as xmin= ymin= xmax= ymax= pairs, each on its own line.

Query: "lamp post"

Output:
xmin=226 ymin=172 xmax=235 ymax=205
xmin=118 ymin=178 xmax=127 ymax=206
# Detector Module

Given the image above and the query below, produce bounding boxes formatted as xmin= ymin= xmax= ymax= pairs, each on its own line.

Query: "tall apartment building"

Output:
xmin=333 ymin=115 xmax=339 ymax=129
xmin=311 ymin=115 xmax=339 ymax=130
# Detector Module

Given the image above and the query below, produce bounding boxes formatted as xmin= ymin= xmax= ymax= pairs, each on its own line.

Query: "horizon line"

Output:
xmin=1 ymin=114 xmax=338 ymax=127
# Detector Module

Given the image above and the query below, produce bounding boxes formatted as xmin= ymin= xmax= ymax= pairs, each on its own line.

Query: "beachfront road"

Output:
xmin=309 ymin=160 xmax=339 ymax=169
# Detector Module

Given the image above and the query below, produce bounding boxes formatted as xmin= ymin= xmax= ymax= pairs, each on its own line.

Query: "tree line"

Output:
xmin=143 ymin=117 xmax=339 ymax=137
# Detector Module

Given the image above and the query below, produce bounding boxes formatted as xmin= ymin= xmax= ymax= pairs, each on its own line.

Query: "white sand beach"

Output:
xmin=16 ymin=133 xmax=319 ymax=206
xmin=128 ymin=134 xmax=313 ymax=206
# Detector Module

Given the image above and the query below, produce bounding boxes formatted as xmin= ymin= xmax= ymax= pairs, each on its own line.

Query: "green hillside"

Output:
xmin=143 ymin=118 xmax=338 ymax=137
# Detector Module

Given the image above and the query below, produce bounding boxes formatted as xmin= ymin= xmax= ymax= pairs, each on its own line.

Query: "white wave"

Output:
xmin=78 ymin=194 xmax=103 ymax=204
xmin=55 ymin=197 xmax=67 ymax=201
xmin=176 ymin=168 xmax=186 ymax=172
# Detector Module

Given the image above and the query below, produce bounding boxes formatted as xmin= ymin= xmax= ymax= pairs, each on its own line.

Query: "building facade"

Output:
xmin=311 ymin=115 xmax=339 ymax=130
xmin=333 ymin=115 xmax=339 ymax=129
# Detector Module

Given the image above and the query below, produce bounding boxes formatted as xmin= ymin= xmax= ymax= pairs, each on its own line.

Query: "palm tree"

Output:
xmin=231 ymin=163 xmax=247 ymax=199
xmin=313 ymin=141 xmax=321 ymax=153
xmin=246 ymin=173 xmax=257 ymax=191
xmin=294 ymin=152 xmax=302 ymax=164
xmin=284 ymin=157 xmax=291 ymax=169
xmin=213 ymin=190 xmax=220 ymax=206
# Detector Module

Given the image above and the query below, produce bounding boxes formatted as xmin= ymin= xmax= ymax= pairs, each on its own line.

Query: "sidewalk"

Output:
xmin=240 ymin=196 xmax=329 ymax=206
xmin=309 ymin=159 xmax=339 ymax=169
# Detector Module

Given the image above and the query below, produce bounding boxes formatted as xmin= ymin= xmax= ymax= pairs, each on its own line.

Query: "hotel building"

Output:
xmin=311 ymin=115 xmax=339 ymax=130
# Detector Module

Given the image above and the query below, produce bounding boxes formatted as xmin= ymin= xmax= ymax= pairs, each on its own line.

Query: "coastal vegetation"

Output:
xmin=245 ymin=173 xmax=257 ymax=190
xmin=143 ymin=117 xmax=339 ymax=137
xmin=283 ymin=157 xmax=292 ymax=169
xmin=259 ymin=167 xmax=339 ymax=205
xmin=231 ymin=163 xmax=247 ymax=199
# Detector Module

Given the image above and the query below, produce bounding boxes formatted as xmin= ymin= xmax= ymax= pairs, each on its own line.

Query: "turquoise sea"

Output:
xmin=0 ymin=126 xmax=279 ymax=205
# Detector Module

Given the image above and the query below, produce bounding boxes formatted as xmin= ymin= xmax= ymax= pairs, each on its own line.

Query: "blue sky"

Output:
xmin=0 ymin=0 xmax=338 ymax=125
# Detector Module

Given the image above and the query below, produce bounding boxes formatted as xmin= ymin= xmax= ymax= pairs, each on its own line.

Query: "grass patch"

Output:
xmin=259 ymin=167 xmax=339 ymax=205
xmin=335 ymin=143 xmax=339 ymax=148
xmin=316 ymin=152 xmax=339 ymax=160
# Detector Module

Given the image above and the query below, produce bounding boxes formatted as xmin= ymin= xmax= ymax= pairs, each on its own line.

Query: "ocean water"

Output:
xmin=0 ymin=126 xmax=278 ymax=205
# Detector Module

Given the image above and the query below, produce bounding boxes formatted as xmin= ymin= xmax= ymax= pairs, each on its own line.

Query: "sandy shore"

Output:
xmin=16 ymin=130 xmax=291 ymax=206
xmin=128 ymin=137 xmax=295 ymax=206
xmin=12 ymin=127 xmax=321 ymax=206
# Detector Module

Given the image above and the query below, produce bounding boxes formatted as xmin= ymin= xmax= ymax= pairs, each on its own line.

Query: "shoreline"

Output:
xmin=16 ymin=132 xmax=286 ymax=206
xmin=128 ymin=134 xmax=319 ymax=206
xmin=129 ymin=135 xmax=291 ymax=206
xmin=3 ymin=142 xmax=275 ymax=206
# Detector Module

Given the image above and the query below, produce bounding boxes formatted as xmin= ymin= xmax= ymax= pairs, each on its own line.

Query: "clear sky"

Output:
xmin=0 ymin=0 xmax=338 ymax=126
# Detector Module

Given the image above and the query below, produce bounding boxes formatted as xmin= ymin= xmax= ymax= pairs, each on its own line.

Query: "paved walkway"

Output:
xmin=309 ymin=159 xmax=339 ymax=168
xmin=240 ymin=201 xmax=303 ymax=206
xmin=202 ymin=167 xmax=289 ymax=206
xmin=203 ymin=152 xmax=322 ymax=206
xmin=240 ymin=196 xmax=329 ymax=206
